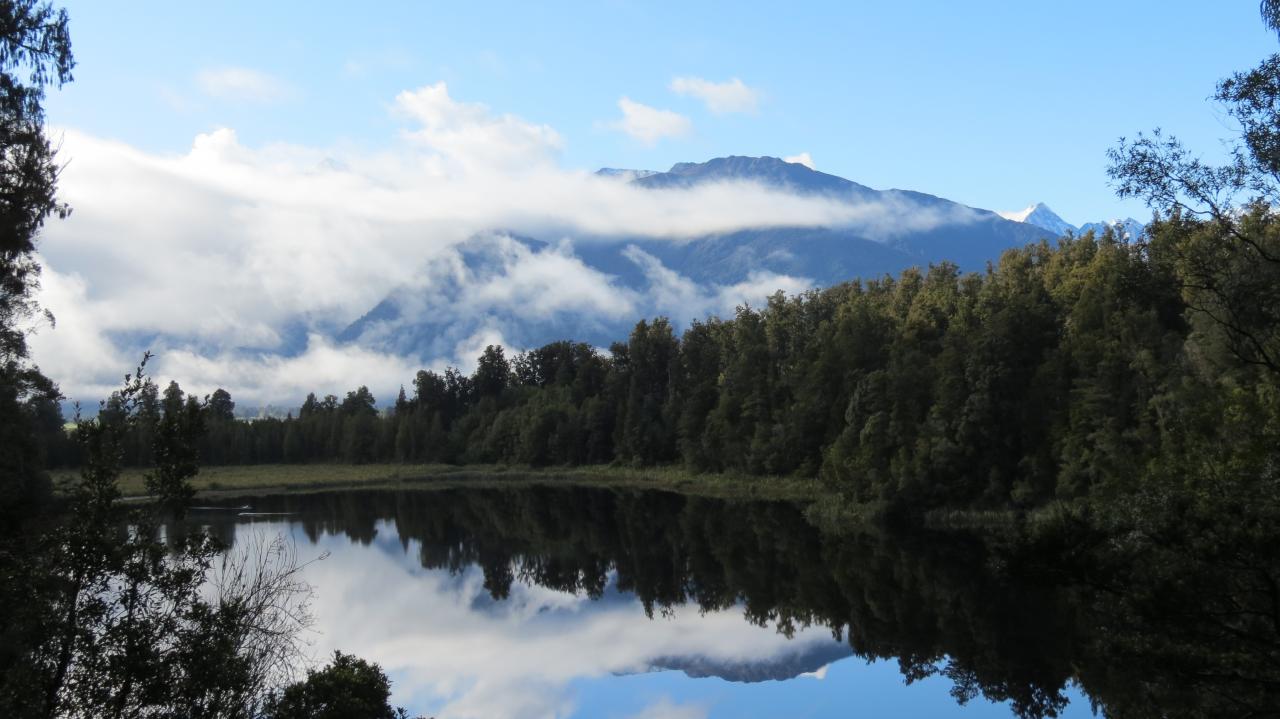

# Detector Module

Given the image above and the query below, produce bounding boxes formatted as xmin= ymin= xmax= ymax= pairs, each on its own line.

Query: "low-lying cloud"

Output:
xmin=32 ymin=81 xmax=970 ymax=408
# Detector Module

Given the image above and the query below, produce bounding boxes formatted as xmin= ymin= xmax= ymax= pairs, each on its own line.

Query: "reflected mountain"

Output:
xmin=645 ymin=641 xmax=853 ymax=683
xmin=178 ymin=485 xmax=1278 ymax=719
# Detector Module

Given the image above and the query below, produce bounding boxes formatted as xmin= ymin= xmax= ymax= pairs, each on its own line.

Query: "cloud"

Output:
xmin=27 ymin=267 xmax=428 ymax=405
xmin=278 ymin=522 xmax=851 ymax=719
xmin=784 ymin=152 xmax=815 ymax=169
xmin=613 ymin=97 xmax=692 ymax=145
xmin=395 ymin=81 xmax=562 ymax=171
xmin=340 ymin=233 xmax=640 ymax=362
xmin=622 ymin=245 xmax=812 ymax=323
xmin=457 ymin=238 xmax=636 ymax=319
xmin=669 ymin=76 xmax=760 ymax=114
xmin=26 ymin=263 xmax=130 ymax=403
xmin=800 ymin=664 xmax=831 ymax=680
xmin=196 ymin=66 xmax=292 ymax=103
xmin=157 ymin=336 xmax=426 ymax=408
xmin=33 ymin=82 xmax=974 ymax=407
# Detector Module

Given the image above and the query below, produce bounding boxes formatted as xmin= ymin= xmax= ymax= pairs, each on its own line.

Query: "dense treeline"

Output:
xmin=59 ymin=210 xmax=1279 ymax=517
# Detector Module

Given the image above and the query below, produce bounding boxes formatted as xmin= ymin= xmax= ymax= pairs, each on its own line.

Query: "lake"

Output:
xmin=180 ymin=485 xmax=1107 ymax=719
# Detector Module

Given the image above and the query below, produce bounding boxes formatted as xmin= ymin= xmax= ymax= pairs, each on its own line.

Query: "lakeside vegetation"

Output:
xmin=50 ymin=462 xmax=826 ymax=503
xmin=44 ymin=215 xmax=1278 ymax=524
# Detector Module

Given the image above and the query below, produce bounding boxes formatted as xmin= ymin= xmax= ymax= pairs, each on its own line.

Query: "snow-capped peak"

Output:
xmin=1078 ymin=218 xmax=1146 ymax=242
xmin=997 ymin=203 xmax=1038 ymax=223
xmin=998 ymin=202 xmax=1076 ymax=237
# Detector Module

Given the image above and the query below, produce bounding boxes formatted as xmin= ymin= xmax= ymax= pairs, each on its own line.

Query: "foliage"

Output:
xmin=78 ymin=227 xmax=1225 ymax=517
xmin=0 ymin=357 xmax=320 ymax=718
xmin=0 ymin=0 xmax=72 ymax=543
xmin=263 ymin=652 xmax=418 ymax=719
xmin=1264 ymin=0 xmax=1280 ymax=39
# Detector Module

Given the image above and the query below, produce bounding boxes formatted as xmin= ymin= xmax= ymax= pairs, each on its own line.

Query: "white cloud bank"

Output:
xmin=30 ymin=81 xmax=967 ymax=407
xmin=670 ymin=76 xmax=760 ymax=114
xmin=622 ymin=245 xmax=812 ymax=323
xmin=613 ymin=97 xmax=692 ymax=144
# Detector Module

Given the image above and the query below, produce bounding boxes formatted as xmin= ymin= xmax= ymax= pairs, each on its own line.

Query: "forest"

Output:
xmin=46 ymin=207 xmax=1279 ymax=517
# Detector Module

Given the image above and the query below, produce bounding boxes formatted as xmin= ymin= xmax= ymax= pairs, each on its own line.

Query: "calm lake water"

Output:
xmin=182 ymin=486 xmax=1099 ymax=719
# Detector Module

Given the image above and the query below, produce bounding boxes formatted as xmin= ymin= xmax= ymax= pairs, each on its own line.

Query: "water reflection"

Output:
xmin=180 ymin=487 xmax=1095 ymax=719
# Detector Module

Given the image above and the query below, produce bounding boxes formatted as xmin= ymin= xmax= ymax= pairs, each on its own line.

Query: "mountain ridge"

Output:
xmin=339 ymin=156 xmax=1059 ymax=359
xmin=1001 ymin=201 xmax=1146 ymax=241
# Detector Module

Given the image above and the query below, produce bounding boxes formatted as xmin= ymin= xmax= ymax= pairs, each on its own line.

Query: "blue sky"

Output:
xmin=47 ymin=0 xmax=1276 ymax=225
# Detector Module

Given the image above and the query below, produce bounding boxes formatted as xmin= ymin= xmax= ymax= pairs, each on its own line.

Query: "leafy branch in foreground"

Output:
xmin=1 ymin=357 xmax=317 ymax=718
xmin=1108 ymin=46 xmax=1280 ymax=378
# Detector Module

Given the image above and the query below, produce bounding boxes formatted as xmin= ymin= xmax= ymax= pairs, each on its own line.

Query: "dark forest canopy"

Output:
xmin=57 ymin=213 xmax=1277 ymax=520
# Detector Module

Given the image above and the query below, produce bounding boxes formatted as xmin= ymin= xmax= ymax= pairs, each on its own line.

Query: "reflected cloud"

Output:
xmin=295 ymin=522 xmax=848 ymax=719
xmin=179 ymin=486 xmax=1097 ymax=719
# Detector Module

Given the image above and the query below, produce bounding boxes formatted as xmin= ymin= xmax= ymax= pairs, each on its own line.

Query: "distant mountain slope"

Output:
xmin=643 ymin=642 xmax=854 ymax=683
xmin=595 ymin=167 xmax=657 ymax=181
xmin=635 ymin=155 xmax=881 ymax=201
xmin=340 ymin=156 xmax=1060 ymax=357
xmin=1079 ymin=218 xmax=1145 ymax=241
xmin=628 ymin=156 xmax=1051 ymax=277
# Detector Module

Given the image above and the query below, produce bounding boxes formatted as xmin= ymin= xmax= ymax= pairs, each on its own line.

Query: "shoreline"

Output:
xmin=50 ymin=462 xmax=828 ymax=504
xmin=51 ymin=463 xmax=1045 ymax=530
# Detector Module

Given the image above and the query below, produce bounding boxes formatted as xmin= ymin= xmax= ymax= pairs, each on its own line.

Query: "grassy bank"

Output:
xmin=49 ymin=462 xmax=825 ymax=503
xmin=49 ymin=463 xmax=1050 ymax=530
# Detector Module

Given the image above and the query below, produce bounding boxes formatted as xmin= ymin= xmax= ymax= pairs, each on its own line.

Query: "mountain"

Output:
xmin=1000 ymin=201 xmax=1147 ymax=242
xmin=595 ymin=167 xmax=657 ymax=181
xmin=642 ymin=642 xmax=854 ymax=683
xmin=340 ymin=157 xmax=1059 ymax=359
xmin=634 ymin=155 xmax=881 ymax=200
xmin=616 ymin=156 xmax=1052 ymax=279
xmin=999 ymin=203 xmax=1076 ymax=237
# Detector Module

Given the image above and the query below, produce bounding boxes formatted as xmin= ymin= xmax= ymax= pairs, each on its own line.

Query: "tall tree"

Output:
xmin=472 ymin=345 xmax=510 ymax=401
xmin=1108 ymin=42 xmax=1280 ymax=377
xmin=207 ymin=387 xmax=235 ymax=421
xmin=0 ymin=0 xmax=73 ymax=536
